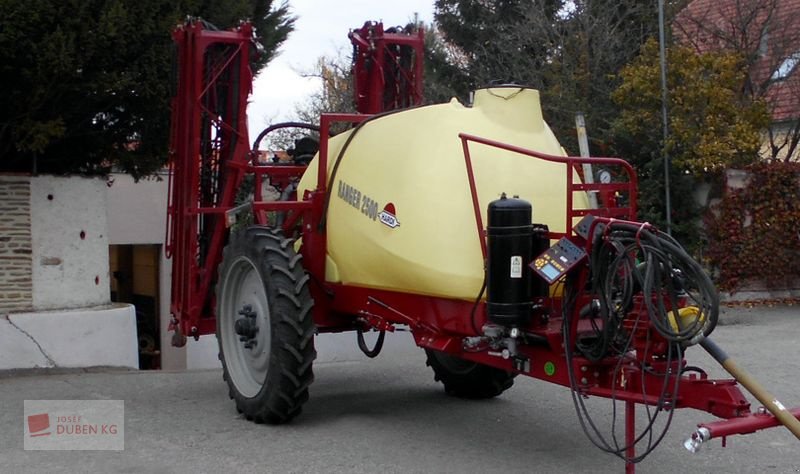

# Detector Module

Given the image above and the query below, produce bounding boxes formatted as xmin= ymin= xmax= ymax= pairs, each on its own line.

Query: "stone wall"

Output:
xmin=0 ymin=176 xmax=33 ymax=313
xmin=0 ymin=174 xmax=110 ymax=314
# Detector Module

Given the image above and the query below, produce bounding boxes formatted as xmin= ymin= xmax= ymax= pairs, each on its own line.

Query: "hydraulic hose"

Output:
xmin=701 ymin=338 xmax=800 ymax=440
xmin=357 ymin=328 xmax=385 ymax=358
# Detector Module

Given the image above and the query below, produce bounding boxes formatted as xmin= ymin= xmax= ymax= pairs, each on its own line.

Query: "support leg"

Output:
xmin=626 ymin=401 xmax=635 ymax=474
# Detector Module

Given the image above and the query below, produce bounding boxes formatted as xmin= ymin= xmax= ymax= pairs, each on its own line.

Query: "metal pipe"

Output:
xmin=658 ymin=0 xmax=672 ymax=235
xmin=699 ymin=407 xmax=800 ymax=440
xmin=625 ymin=401 xmax=636 ymax=473
xmin=701 ymin=338 xmax=800 ymax=440
xmin=575 ymin=113 xmax=599 ymax=209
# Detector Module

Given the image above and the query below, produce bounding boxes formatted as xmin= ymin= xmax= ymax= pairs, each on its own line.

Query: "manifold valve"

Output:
xmin=684 ymin=427 xmax=711 ymax=453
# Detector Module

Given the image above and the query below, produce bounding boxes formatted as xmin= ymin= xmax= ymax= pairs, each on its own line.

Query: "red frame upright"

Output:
xmin=349 ymin=22 xmax=425 ymax=114
xmin=167 ymin=20 xmax=255 ymax=341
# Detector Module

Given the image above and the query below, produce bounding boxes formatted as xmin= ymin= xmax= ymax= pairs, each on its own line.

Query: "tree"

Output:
xmin=543 ymin=1 xmax=670 ymax=152
xmin=674 ymin=0 xmax=800 ymax=161
xmin=430 ymin=1 xmax=676 ymax=153
xmin=431 ymin=0 xmax=562 ymax=100
xmin=422 ymin=24 xmax=467 ymax=104
xmin=611 ymin=39 xmax=770 ymax=244
xmin=0 ymin=0 xmax=293 ymax=178
xmin=293 ymin=22 xmax=439 ymax=130
xmin=294 ymin=53 xmax=355 ymax=126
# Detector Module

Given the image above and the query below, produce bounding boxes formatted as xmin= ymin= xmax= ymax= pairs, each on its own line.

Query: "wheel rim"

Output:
xmin=219 ymin=256 xmax=272 ymax=398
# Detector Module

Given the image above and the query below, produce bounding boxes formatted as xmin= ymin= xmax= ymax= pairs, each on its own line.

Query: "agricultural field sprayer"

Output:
xmin=166 ymin=18 xmax=800 ymax=472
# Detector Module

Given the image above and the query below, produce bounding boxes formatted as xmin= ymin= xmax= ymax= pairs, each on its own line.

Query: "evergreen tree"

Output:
xmin=0 ymin=0 xmax=293 ymax=178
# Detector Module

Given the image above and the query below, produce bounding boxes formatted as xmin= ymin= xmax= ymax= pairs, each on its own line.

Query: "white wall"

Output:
xmin=105 ymin=174 xmax=169 ymax=245
xmin=0 ymin=304 xmax=138 ymax=369
xmin=157 ymin=251 xmax=185 ymax=370
xmin=29 ymin=176 xmax=110 ymax=310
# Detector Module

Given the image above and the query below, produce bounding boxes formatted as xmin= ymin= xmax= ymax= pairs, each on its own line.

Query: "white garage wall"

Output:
xmin=30 ymin=176 xmax=110 ymax=310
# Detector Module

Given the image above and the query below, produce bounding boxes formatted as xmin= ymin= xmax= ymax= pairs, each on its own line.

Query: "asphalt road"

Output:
xmin=1 ymin=305 xmax=799 ymax=473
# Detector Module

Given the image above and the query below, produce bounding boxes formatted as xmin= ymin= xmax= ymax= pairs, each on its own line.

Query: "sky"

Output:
xmin=247 ymin=0 xmax=435 ymax=138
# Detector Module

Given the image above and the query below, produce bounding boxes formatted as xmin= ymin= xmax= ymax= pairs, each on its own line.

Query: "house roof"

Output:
xmin=675 ymin=0 xmax=800 ymax=122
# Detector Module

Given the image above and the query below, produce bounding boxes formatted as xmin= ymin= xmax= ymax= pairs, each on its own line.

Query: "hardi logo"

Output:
xmin=24 ymin=400 xmax=124 ymax=451
xmin=27 ymin=413 xmax=51 ymax=437
xmin=379 ymin=203 xmax=400 ymax=229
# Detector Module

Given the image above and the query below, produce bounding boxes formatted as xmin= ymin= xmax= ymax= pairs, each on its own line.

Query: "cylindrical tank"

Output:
xmin=297 ymin=87 xmax=588 ymax=302
xmin=486 ymin=194 xmax=533 ymax=326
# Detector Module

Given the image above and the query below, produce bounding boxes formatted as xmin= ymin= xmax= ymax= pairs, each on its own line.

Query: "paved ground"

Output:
xmin=1 ymin=305 xmax=799 ymax=473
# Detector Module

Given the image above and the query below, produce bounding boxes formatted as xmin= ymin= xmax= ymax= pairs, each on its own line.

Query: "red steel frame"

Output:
xmin=167 ymin=20 xmax=255 ymax=342
xmin=349 ymin=22 xmax=425 ymax=114
xmin=168 ymin=21 xmax=798 ymax=471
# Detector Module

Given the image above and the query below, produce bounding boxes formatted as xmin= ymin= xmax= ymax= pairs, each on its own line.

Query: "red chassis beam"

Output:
xmin=319 ymin=282 xmax=754 ymax=422
xmin=323 ymin=281 xmax=798 ymax=454
xmin=688 ymin=407 xmax=800 ymax=451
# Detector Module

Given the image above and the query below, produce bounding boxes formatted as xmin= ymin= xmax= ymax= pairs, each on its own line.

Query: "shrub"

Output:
xmin=705 ymin=162 xmax=800 ymax=290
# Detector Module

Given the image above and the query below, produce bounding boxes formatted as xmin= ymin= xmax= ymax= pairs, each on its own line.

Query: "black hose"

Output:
xmin=588 ymin=222 xmax=718 ymax=350
xmin=357 ymin=328 xmax=385 ymax=358
xmin=564 ymin=220 xmax=719 ymax=464
xmin=469 ymin=277 xmax=487 ymax=336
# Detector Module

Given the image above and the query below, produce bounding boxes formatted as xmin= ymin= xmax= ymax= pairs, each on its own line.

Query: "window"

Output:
xmin=771 ymin=51 xmax=800 ymax=81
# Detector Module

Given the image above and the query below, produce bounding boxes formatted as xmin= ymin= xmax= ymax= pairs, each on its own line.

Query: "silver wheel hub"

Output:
xmin=234 ymin=305 xmax=259 ymax=349
xmin=219 ymin=256 xmax=272 ymax=398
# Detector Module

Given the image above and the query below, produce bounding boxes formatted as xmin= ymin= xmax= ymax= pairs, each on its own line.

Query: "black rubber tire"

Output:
xmin=425 ymin=349 xmax=516 ymax=399
xmin=217 ymin=226 xmax=316 ymax=424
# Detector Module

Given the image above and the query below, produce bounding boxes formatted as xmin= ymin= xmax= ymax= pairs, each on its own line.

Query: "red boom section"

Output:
xmin=167 ymin=20 xmax=254 ymax=343
xmin=349 ymin=22 xmax=425 ymax=114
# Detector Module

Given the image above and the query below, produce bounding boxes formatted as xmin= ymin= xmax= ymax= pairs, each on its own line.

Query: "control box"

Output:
xmin=530 ymin=237 xmax=588 ymax=284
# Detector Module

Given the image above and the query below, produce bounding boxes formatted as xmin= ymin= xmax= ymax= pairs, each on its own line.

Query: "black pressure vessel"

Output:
xmin=486 ymin=194 xmax=533 ymax=327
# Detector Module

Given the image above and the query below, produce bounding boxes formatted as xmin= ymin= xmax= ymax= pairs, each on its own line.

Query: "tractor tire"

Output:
xmin=425 ymin=349 xmax=515 ymax=399
xmin=216 ymin=226 xmax=316 ymax=424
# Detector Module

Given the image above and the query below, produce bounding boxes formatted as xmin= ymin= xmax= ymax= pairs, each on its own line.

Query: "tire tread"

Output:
xmin=217 ymin=225 xmax=316 ymax=425
xmin=424 ymin=349 xmax=515 ymax=399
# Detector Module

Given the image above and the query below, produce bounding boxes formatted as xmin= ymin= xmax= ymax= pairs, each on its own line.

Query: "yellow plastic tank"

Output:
xmin=298 ymin=87 xmax=587 ymax=301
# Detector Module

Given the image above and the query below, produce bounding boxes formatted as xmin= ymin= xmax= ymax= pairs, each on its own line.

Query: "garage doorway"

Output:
xmin=109 ymin=244 xmax=161 ymax=370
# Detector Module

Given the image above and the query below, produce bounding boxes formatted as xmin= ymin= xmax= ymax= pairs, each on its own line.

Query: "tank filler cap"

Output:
xmin=471 ymin=87 xmax=545 ymax=132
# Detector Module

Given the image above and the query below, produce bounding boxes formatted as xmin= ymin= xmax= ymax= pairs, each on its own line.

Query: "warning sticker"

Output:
xmin=510 ymin=256 xmax=523 ymax=278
